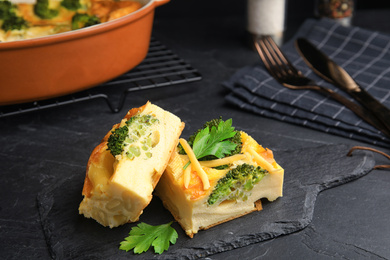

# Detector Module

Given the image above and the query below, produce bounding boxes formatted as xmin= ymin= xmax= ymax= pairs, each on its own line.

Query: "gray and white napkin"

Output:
xmin=224 ymin=18 xmax=390 ymax=147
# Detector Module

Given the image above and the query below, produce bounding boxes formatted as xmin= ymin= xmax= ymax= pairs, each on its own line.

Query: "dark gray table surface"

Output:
xmin=1 ymin=1 xmax=389 ymax=259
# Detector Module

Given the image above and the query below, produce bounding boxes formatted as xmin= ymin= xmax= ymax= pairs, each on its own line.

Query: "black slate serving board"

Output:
xmin=37 ymin=144 xmax=375 ymax=259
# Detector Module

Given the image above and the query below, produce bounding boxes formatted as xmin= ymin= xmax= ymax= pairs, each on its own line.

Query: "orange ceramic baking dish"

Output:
xmin=0 ymin=0 xmax=169 ymax=105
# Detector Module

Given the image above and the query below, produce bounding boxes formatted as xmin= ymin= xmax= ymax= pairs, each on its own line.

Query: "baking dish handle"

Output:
xmin=154 ymin=0 xmax=170 ymax=7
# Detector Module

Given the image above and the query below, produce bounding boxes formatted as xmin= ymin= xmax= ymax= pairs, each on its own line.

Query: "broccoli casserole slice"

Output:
xmin=79 ymin=101 xmax=184 ymax=228
xmin=155 ymin=119 xmax=284 ymax=238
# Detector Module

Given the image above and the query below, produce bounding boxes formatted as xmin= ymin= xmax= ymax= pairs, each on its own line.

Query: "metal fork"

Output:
xmin=253 ymin=35 xmax=390 ymax=138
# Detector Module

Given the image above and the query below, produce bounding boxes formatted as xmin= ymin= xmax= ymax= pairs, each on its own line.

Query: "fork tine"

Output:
xmin=254 ymin=35 xmax=302 ymax=82
xmin=260 ymin=36 xmax=284 ymax=71
xmin=263 ymin=36 xmax=301 ymax=75
xmin=255 ymin=36 xmax=288 ymax=81
xmin=254 ymin=36 xmax=282 ymax=80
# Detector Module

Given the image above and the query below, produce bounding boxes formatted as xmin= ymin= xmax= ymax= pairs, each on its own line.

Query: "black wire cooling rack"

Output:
xmin=0 ymin=38 xmax=202 ymax=117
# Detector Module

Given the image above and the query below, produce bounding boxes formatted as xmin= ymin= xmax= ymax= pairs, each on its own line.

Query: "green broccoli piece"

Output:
xmin=34 ymin=0 xmax=59 ymax=19
xmin=107 ymin=124 xmax=129 ymax=157
xmin=207 ymin=164 xmax=268 ymax=206
xmin=106 ymin=115 xmax=159 ymax=158
xmin=71 ymin=13 xmax=100 ymax=30
xmin=178 ymin=117 xmax=242 ymax=161
xmin=60 ymin=0 xmax=82 ymax=11
xmin=0 ymin=0 xmax=28 ymax=31
xmin=0 ymin=1 xmax=15 ymax=19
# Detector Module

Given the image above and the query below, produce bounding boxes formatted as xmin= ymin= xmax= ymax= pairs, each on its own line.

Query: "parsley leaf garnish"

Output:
xmin=119 ymin=222 xmax=178 ymax=254
xmin=192 ymin=118 xmax=237 ymax=160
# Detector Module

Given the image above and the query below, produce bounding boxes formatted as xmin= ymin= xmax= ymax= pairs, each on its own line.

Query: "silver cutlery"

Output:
xmin=253 ymin=35 xmax=390 ymax=138
xmin=295 ymin=38 xmax=390 ymax=137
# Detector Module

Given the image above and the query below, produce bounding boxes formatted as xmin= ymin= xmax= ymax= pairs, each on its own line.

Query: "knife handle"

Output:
xmin=351 ymin=85 xmax=390 ymax=134
xmin=314 ymin=85 xmax=390 ymax=138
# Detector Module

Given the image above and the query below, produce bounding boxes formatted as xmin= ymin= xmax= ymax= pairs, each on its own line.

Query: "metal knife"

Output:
xmin=295 ymin=38 xmax=390 ymax=136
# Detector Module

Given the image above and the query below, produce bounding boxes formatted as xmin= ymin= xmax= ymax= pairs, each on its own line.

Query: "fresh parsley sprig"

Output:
xmin=192 ymin=118 xmax=237 ymax=159
xmin=119 ymin=222 xmax=178 ymax=255
xmin=184 ymin=118 xmax=238 ymax=169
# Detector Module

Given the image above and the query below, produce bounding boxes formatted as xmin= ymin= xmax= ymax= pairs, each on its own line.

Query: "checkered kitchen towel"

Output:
xmin=224 ymin=18 xmax=390 ymax=147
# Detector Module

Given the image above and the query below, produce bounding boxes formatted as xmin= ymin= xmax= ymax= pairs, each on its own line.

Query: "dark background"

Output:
xmin=357 ymin=0 xmax=390 ymax=9
xmin=155 ymin=0 xmax=390 ymax=46
xmin=1 ymin=0 xmax=390 ymax=259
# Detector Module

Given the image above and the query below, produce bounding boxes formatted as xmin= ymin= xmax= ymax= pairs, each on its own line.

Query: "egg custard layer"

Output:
xmin=155 ymin=131 xmax=284 ymax=238
xmin=79 ymin=101 xmax=184 ymax=228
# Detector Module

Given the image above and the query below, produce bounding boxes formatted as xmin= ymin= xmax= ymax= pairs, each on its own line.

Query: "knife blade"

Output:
xmin=295 ymin=38 xmax=390 ymax=136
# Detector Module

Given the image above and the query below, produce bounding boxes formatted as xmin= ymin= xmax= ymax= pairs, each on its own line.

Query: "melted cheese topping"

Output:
xmin=155 ymin=131 xmax=284 ymax=237
xmin=179 ymin=138 xmax=210 ymax=190
xmin=199 ymin=154 xmax=246 ymax=167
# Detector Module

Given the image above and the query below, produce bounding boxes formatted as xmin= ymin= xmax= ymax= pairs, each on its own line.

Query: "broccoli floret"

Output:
xmin=60 ymin=0 xmax=81 ymax=11
xmin=107 ymin=124 xmax=129 ymax=157
xmin=207 ymin=164 xmax=268 ymax=206
xmin=34 ymin=0 xmax=59 ymax=19
xmin=178 ymin=117 xmax=242 ymax=161
xmin=71 ymin=13 xmax=100 ymax=30
xmin=0 ymin=1 xmax=15 ymax=19
xmin=106 ymin=115 xmax=159 ymax=158
xmin=0 ymin=0 xmax=28 ymax=31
